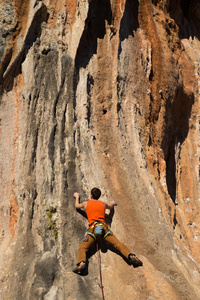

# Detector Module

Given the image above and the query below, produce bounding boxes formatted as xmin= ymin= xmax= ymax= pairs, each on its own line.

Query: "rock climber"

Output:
xmin=73 ymin=187 xmax=143 ymax=274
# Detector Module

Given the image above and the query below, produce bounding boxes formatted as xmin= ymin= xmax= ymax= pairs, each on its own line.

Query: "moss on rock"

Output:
xmin=46 ymin=206 xmax=58 ymax=239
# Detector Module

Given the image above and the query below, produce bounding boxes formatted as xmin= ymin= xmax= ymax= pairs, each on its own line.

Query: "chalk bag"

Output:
xmin=94 ymin=225 xmax=104 ymax=236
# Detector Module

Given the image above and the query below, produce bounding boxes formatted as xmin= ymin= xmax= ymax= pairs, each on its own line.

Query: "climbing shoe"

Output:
xmin=72 ymin=262 xmax=87 ymax=274
xmin=129 ymin=254 xmax=143 ymax=267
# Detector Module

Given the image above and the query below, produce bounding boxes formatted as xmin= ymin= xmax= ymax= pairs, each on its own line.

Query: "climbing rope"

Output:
xmin=96 ymin=242 xmax=105 ymax=300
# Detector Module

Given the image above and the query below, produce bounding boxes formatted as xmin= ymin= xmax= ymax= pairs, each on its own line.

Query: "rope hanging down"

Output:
xmin=96 ymin=242 xmax=105 ymax=300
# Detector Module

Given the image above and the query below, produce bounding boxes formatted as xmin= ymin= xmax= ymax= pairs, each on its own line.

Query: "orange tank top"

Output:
xmin=86 ymin=200 xmax=105 ymax=225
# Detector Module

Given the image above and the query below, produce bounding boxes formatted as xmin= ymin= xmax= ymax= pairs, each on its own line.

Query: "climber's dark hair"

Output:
xmin=91 ymin=187 xmax=101 ymax=200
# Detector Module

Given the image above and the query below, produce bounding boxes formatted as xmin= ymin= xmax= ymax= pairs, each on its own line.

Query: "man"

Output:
xmin=73 ymin=187 xmax=143 ymax=274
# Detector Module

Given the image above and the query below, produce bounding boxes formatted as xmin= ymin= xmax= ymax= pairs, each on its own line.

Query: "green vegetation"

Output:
xmin=46 ymin=206 xmax=58 ymax=239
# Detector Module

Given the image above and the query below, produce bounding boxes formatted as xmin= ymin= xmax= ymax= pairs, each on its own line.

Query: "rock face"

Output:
xmin=0 ymin=0 xmax=200 ymax=299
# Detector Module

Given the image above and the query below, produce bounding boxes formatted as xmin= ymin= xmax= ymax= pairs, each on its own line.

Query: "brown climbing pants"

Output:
xmin=77 ymin=225 xmax=131 ymax=264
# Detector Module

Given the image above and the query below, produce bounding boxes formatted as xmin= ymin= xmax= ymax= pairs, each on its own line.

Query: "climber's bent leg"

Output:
xmin=104 ymin=233 xmax=131 ymax=259
xmin=77 ymin=234 xmax=95 ymax=265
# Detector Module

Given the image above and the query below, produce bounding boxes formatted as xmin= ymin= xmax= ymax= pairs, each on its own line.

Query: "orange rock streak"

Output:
xmin=9 ymin=74 xmax=23 ymax=235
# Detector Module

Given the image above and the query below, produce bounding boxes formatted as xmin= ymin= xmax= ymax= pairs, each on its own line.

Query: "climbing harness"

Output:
xmin=87 ymin=221 xmax=113 ymax=241
xmin=89 ymin=221 xmax=107 ymax=229
xmin=96 ymin=242 xmax=105 ymax=300
xmin=103 ymin=229 xmax=113 ymax=239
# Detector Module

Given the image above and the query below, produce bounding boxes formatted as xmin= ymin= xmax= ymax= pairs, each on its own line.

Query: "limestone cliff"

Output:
xmin=0 ymin=0 xmax=200 ymax=299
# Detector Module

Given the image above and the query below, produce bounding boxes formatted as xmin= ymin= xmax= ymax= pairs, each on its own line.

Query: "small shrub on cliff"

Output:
xmin=46 ymin=206 xmax=58 ymax=239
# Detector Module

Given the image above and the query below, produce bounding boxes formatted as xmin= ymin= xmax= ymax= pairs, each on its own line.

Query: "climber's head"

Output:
xmin=91 ymin=187 xmax=101 ymax=200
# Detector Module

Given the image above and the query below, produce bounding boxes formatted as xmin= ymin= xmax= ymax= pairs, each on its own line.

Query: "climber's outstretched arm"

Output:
xmin=74 ymin=192 xmax=87 ymax=209
xmin=104 ymin=201 xmax=117 ymax=210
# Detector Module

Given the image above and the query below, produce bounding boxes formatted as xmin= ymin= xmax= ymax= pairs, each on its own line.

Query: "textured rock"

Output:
xmin=0 ymin=0 xmax=200 ymax=299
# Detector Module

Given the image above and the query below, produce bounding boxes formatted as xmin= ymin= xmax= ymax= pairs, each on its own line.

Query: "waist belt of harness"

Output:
xmin=89 ymin=221 xmax=107 ymax=228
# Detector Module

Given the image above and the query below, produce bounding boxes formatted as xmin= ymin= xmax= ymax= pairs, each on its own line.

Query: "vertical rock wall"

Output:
xmin=0 ymin=0 xmax=200 ymax=299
